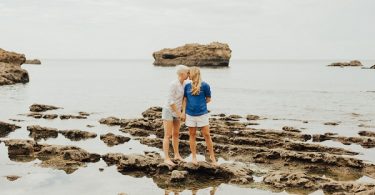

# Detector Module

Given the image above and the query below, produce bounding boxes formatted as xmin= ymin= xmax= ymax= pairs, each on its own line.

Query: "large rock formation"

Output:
xmin=152 ymin=42 xmax=231 ymax=67
xmin=328 ymin=60 xmax=363 ymax=67
xmin=0 ymin=48 xmax=29 ymax=86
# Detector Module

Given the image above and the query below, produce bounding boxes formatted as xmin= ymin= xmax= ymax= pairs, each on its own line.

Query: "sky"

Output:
xmin=1 ymin=0 xmax=374 ymax=60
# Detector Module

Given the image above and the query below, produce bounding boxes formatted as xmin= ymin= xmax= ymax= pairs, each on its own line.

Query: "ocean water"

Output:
xmin=0 ymin=59 xmax=375 ymax=195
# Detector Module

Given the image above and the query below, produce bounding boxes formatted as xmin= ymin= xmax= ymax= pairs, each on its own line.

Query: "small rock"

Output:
xmin=59 ymin=130 xmax=97 ymax=141
xmin=42 ymin=114 xmax=58 ymax=119
xmin=282 ymin=126 xmax=301 ymax=133
xmin=246 ymin=114 xmax=260 ymax=120
xmin=4 ymin=175 xmax=21 ymax=181
xmin=324 ymin=122 xmax=340 ymax=126
xmin=99 ymin=117 xmax=122 ymax=126
xmin=100 ymin=133 xmax=131 ymax=146
xmin=25 ymin=59 xmax=41 ymax=64
xmin=78 ymin=112 xmax=90 ymax=117
xmin=29 ymin=104 xmax=60 ymax=112
xmin=0 ymin=121 xmax=21 ymax=137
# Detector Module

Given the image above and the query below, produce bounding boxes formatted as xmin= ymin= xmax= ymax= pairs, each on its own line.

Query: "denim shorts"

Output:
xmin=162 ymin=108 xmax=179 ymax=121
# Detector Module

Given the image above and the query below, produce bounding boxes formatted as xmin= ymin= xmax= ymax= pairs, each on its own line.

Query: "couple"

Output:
xmin=162 ymin=65 xmax=217 ymax=166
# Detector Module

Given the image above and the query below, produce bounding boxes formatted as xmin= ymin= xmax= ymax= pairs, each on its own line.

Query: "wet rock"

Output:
xmin=359 ymin=131 xmax=375 ymax=138
xmin=26 ymin=125 xmax=58 ymax=140
xmin=313 ymin=133 xmax=375 ymax=148
xmin=246 ymin=114 xmax=260 ymax=120
xmin=4 ymin=175 xmax=21 ymax=181
xmin=42 ymin=114 xmax=58 ymax=119
xmin=78 ymin=112 xmax=90 ymax=116
xmin=264 ymin=171 xmax=327 ymax=190
xmin=25 ymin=59 xmax=41 ymax=64
xmin=99 ymin=117 xmax=122 ymax=126
xmin=60 ymin=114 xmax=87 ymax=120
xmin=100 ymin=133 xmax=130 ymax=146
xmin=26 ymin=113 xmax=43 ymax=119
xmin=358 ymin=124 xmax=375 ymax=128
xmin=153 ymin=42 xmax=231 ymax=67
xmin=59 ymin=130 xmax=97 ymax=141
xmin=120 ymin=128 xmax=151 ymax=137
xmin=170 ymin=170 xmax=188 ymax=182
xmin=3 ymin=139 xmax=36 ymax=157
xmin=9 ymin=119 xmax=24 ymax=122
xmin=142 ymin=106 xmax=162 ymax=119
xmin=102 ymin=152 xmax=253 ymax=185
xmin=4 ymin=139 xmax=100 ymax=173
xmin=324 ymin=122 xmax=340 ymax=126
xmin=0 ymin=121 xmax=21 ymax=137
xmin=328 ymin=60 xmax=363 ymax=67
xmin=29 ymin=104 xmax=60 ymax=112
xmin=282 ymin=126 xmax=301 ymax=133
xmin=86 ymin=125 xmax=95 ymax=128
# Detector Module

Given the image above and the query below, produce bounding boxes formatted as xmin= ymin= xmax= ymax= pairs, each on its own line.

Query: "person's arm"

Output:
xmin=167 ymin=83 xmax=181 ymax=117
xmin=181 ymin=97 xmax=187 ymax=121
xmin=205 ymin=83 xmax=212 ymax=103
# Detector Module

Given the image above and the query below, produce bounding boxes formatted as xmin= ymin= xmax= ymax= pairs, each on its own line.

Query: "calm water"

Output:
xmin=1 ymin=59 xmax=375 ymax=195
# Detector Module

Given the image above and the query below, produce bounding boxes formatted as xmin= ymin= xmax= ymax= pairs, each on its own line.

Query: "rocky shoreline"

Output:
xmin=1 ymin=105 xmax=375 ymax=194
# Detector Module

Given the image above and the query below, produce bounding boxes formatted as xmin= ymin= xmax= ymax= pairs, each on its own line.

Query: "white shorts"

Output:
xmin=185 ymin=114 xmax=209 ymax=127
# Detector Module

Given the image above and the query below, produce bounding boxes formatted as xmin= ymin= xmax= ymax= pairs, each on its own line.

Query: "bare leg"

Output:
xmin=201 ymin=125 xmax=217 ymax=166
xmin=163 ymin=120 xmax=175 ymax=166
xmin=189 ymin=127 xmax=198 ymax=164
xmin=172 ymin=120 xmax=183 ymax=161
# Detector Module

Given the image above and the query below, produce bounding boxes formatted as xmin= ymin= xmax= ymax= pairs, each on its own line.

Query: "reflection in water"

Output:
xmin=165 ymin=186 xmax=218 ymax=195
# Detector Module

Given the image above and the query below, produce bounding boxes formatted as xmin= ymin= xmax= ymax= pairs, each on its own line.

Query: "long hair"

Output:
xmin=189 ymin=67 xmax=202 ymax=95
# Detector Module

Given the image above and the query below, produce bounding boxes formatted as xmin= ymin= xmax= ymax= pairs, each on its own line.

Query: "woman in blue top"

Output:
xmin=182 ymin=67 xmax=217 ymax=166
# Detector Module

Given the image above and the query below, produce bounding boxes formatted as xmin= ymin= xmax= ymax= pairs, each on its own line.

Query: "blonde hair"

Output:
xmin=176 ymin=65 xmax=189 ymax=75
xmin=189 ymin=67 xmax=202 ymax=95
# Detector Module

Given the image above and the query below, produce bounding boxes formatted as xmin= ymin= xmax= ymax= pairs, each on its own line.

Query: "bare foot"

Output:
xmin=164 ymin=159 xmax=176 ymax=166
xmin=210 ymin=157 xmax=218 ymax=166
xmin=191 ymin=158 xmax=198 ymax=165
xmin=173 ymin=155 xmax=185 ymax=162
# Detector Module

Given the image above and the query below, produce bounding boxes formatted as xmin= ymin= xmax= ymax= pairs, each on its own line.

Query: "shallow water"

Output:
xmin=1 ymin=59 xmax=375 ymax=194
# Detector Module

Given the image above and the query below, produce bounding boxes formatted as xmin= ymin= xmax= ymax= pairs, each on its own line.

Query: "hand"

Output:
xmin=176 ymin=111 xmax=182 ymax=119
xmin=180 ymin=113 xmax=186 ymax=122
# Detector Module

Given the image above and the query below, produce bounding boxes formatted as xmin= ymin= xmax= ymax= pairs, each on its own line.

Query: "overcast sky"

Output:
xmin=1 ymin=0 xmax=374 ymax=60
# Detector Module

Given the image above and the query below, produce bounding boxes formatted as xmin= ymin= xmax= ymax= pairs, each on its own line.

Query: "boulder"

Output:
xmin=153 ymin=42 xmax=231 ymax=67
xmin=0 ymin=48 xmax=29 ymax=86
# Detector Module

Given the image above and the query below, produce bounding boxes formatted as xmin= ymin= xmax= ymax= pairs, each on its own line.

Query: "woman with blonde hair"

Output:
xmin=182 ymin=67 xmax=217 ymax=166
xmin=162 ymin=65 xmax=190 ymax=166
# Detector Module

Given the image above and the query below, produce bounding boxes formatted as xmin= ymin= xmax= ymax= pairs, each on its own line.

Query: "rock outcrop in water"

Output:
xmin=0 ymin=48 xmax=29 ymax=86
xmin=328 ymin=60 xmax=363 ymax=67
xmin=29 ymin=104 xmax=61 ymax=112
xmin=0 ymin=121 xmax=21 ymax=137
xmin=25 ymin=59 xmax=41 ymax=65
xmin=3 ymin=139 xmax=100 ymax=173
xmin=152 ymin=42 xmax=231 ymax=67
